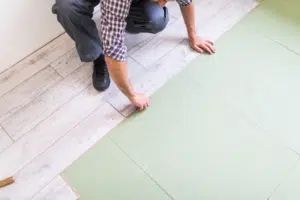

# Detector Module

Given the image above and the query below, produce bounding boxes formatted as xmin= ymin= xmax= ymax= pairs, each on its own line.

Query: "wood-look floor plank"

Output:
xmin=0 ymin=33 xmax=74 ymax=98
xmin=39 ymin=34 xmax=75 ymax=64
xmin=166 ymin=1 xmax=182 ymax=19
xmin=0 ymin=67 xmax=63 ymax=123
xmin=31 ymin=176 xmax=78 ymax=200
xmin=167 ymin=0 xmax=227 ymax=20
xmin=1 ymin=63 xmax=92 ymax=141
xmin=130 ymin=0 xmax=233 ymax=68
xmin=51 ymin=49 xmax=84 ymax=78
xmin=126 ymin=16 xmax=176 ymax=56
xmin=126 ymin=33 xmax=157 ymax=56
xmin=200 ymin=0 xmax=258 ymax=41
xmin=0 ymin=58 xmax=143 ymax=182
xmin=109 ymin=0 xmax=257 ymax=117
xmin=0 ymin=104 xmax=123 ymax=200
xmin=0 ymin=127 xmax=12 ymax=154
xmin=130 ymin=19 xmax=186 ymax=68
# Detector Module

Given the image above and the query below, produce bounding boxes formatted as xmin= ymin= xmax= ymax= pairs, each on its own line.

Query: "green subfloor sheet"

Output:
xmin=63 ymin=0 xmax=300 ymax=199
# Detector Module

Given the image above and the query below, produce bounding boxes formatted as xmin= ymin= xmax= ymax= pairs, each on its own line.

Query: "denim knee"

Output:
xmin=146 ymin=5 xmax=169 ymax=33
xmin=53 ymin=0 xmax=80 ymax=20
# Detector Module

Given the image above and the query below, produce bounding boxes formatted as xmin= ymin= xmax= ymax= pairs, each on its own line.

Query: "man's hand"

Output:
xmin=180 ymin=2 xmax=216 ymax=55
xmin=105 ymin=56 xmax=149 ymax=110
xmin=129 ymin=92 xmax=150 ymax=110
xmin=189 ymin=35 xmax=215 ymax=54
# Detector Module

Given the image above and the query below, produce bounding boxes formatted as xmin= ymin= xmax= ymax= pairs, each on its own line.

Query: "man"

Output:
xmin=52 ymin=0 xmax=215 ymax=110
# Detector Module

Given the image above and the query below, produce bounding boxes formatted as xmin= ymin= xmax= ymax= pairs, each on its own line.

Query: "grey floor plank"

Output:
xmin=0 ymin=67 xmax=62 ymax=123
xmin=51 ymin=48 xmax=84 ymax=78
xmin=0 ymin=33 xmax=74 ymax=98
xmin=31 ymin=176 xmax=78 ymax=200
xmin=1 ymin=63 xmax=92 ymax=140
xmin=0 ymin=126 xmax=12 ymax=154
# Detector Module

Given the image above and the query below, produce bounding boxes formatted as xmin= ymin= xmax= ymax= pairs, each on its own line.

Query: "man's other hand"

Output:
xmin=129 ymin=92 xmax=150 ymax=110
xmin=189 ymin=36 xmax=215 ymax=54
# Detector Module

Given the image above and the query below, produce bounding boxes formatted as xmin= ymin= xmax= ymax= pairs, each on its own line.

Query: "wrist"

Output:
xmin=187 ymin=28 xmax=197 ymax=39
xmin=127 ymin=91 xmax=136 ymax=100
xmin=188 ymin=32 xmax=197 ymax=40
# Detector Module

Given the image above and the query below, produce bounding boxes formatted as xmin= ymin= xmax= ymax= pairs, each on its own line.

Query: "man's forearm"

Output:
xmin=105 ymin=56 xmax=134 ymax=99
xmin=180 ymin=2 xmax=196 ymax=39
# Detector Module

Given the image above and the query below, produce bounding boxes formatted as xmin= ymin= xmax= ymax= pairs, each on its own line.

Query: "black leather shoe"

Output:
xmin=92 ymin=62 xmax=110 ymax=91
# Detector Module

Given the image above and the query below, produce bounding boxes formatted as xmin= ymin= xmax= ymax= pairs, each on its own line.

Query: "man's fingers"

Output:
xmin=138 ymin=105 xmax=143 ymax=111
xmin=206 ymin=42 xmax=215 ymax=53
xmin=207 ymin=40 xmax=214 ymax=45
xmin=201 ymin=44 xmax=213 ymax=54
xmin=137 ymin=103 xmax=148 ymax=111
xmin=202 ymin=43 xmax=215 ymax=54
xmin=137 ymin=102 xmax=144 ymax=111
xmin=193 ymin=45 xmax=204 ymax=53
xmin=144 ymin=101 xmax=149 ymax=109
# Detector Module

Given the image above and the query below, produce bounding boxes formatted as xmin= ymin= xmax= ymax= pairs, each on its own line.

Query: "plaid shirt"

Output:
xmin=100 ymin=0 xmax=192 ymax=61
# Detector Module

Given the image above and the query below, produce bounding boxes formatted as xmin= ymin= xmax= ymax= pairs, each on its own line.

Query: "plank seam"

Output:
xmin=0 ymin=33 xmax=66 ymax=77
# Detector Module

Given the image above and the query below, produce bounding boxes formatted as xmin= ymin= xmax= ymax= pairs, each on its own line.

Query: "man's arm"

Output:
xmin=177 ymin=0 xmax=215 ymax=54
xmin=105 ymin=57 xmax=149 ymax=110
xmin=105 ymin=57 xmax=133 ymax=98
xmin=101 ymin=0 xmax=149 ymax=110
xmin=178 ymin=0 xmax=196 ymax=39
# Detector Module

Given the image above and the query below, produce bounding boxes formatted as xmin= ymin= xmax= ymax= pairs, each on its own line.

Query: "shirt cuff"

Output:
xmin=178 ymin=0 xmax=192 ymax=7
xmin=103 ymin=44 xmax=127 ymax=61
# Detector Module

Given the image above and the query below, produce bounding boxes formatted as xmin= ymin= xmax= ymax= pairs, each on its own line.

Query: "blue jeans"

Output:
xmin=52 ymin=0 xmax=169 ymax=62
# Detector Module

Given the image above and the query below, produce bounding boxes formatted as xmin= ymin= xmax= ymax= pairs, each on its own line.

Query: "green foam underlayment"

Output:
xmin=62 ymin=0 xmax=300 ymax=199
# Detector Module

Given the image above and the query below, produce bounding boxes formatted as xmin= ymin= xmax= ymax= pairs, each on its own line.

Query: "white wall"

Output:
xmin=0 ymin=0 xmax=64 ymax=73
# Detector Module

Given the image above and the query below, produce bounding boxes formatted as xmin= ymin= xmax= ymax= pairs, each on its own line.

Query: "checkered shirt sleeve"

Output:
xmin=100 ymin=0 xmax=131 ymax=61
xmin=100 ymin=0 xmax=192 ymax=61
xmin=176 ymin=0 xmax=192 ymax=7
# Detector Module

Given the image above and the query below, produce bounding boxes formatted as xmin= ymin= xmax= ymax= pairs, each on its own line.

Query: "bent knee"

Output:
xmin=147 ymin=6 xmax=169 ymax=33
xmin=150 ymin=17 xmax=169 ymax=33
xmin=54 ymin=0 xmax=77 ymax=17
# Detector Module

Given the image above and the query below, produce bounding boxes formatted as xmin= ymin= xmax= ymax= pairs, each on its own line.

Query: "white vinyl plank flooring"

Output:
xmin=1 ymin=63 xmax=92 ymax=140
xmin=0 ymin=67 xmax=62 ymax=123
xmin=0 ymin=126 xmax=12 ymax=154
xmin=31 ymin=176 xmax=78 ymax=200
xmin=200 ymin=0 xmax=258 ymax=41
xmin=51 ymin=48 xmax=84 ymax=78
xmin=0 ymin=34 xmax=74 ymax=98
